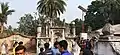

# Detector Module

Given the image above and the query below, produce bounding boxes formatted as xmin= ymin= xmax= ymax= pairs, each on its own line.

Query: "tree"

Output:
xmin=8 ymin=25 xmax=12 ymax=30
xmin=100 ymin=0 xmax=120 ymax=24
xmin=13 ymin=28 xmax=19 ymax=33
xmin=85 ymin=0 xmax=120 ymax=30
xmin=17 ymin=13 xmax=67 ymax=36
xmin=17 ymin=14 xmax=38 ymax=36
xmin=70 ymin=18 xmax=83 ymax=35
xmin=53 ymin=17 xmax=65 ymax=27
xmin=37 ymin=0 xmax=66 ymax=26
xmin=0 ymin=2 xmax=15 ymax=33
xmin=7 ymin=25 xmax=13 ymax=35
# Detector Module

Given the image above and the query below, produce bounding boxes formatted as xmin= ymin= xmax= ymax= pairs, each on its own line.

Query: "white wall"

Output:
xmin=95 ymin=42 xmax=116 ymax=55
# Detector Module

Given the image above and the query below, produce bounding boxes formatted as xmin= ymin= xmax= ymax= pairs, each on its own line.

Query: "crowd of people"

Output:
xmin=39 ymin=40 xmax=71 ymax=55
xmin=38 ymin=38 xmax=94 ymax=55
xmin=79 ymin=38 xmax=93 ymax=55
xmin=1 ymin=41 xmax=29 ymax=55
xmin=1 ymin=40 xmax=72 ymax=55
xmin=0 ymin=37 xmax=94 ymax=55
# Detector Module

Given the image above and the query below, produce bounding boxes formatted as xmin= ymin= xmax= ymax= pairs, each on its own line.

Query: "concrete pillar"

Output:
xmin=72 ymin=22 xmax=76 ymax=37
xmin=37 ymin=26 xmax=41 ymax=55
xmin=51 ymin=30 xmax=54 ymax=47
xmin=46 ymin=25 xmax=48 ymax=37
xmin=62 ymin=29 xmax=65 ymax=40
xmin=50 ymin=19 xmax=52 ymax=27
xmin=73 ymin=27 xmax=76 ymax=37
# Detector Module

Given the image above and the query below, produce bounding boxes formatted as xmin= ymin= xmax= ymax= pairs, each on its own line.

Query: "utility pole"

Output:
xmin=78 ymin=5 xmax=87 ymax=33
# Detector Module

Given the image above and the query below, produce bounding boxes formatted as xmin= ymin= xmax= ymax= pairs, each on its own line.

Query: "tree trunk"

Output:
xmin=1 ymin=23 xmax=4 ymax=33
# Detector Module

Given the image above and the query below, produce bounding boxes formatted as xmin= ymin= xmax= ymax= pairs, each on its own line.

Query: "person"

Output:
xmin=18 ymin=41 xmax=23 ymax=46
xmin=71 ymin=38 xmax=81 ymax=55
xmin=83 ymin=39 xmax=92 ymax=55
xmin=85 ymin=39 xmax=91 ymax=50
xmin=13 ymin=42 xmax=18 ymax=47
xmin=43 ymin=43 xmax=52 ymax=55
xmin=90 ymin=39 xmax=94 ymax=55
xmin=15 ymin=45 xmax=26 ymax=55
xmin=13 ymin=41 xmax=18 ymax=55
xmin=58 ymin=40 xmax=71 ymax=55
xmin=51 ymin=41 xmax=60 ymax=55
xmin=80 ymin=39 xmax=86 ymax=55
xmin=1 ymin=40 xmax=8 ymax=55
xmin=39 ymin=48 xmax=44 ymax=55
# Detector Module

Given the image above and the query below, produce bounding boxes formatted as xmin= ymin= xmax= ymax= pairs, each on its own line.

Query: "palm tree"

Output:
xmin=0 ymin=2 xmax=15 ymax=33
xmin=37 ymin=0 xmax=66 ymax=27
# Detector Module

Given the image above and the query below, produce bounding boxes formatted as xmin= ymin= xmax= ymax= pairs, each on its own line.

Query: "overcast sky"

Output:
xmin=0 ymin=0 xmax=94 ymax=28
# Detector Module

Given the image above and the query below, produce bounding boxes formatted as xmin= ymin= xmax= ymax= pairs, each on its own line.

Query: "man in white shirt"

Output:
xmin=71 ymin=40 xmax=81 ymax=55
xmin=1 ymin=41 xmax=8 ymax=55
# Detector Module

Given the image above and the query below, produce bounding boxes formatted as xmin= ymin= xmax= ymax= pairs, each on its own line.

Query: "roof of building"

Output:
xmin=96 ymin=24 xmax=120 ymax=35
xmin=0 ymin=33 xmax=35 ymax=39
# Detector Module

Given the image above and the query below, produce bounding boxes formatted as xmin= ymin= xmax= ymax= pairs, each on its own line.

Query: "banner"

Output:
xmin=80 ymin=33 xmax=87 ymax=39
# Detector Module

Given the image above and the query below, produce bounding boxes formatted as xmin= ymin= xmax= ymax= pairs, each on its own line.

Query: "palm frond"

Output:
xmin=1 ymin=2 xmax=9 ymax=14
xmin=37 ymin=0 xmax=66 ymax=18
xmin=0 ymin=2 xmax=15 ymax=24
xmin=6 ymin=10 xmax=15 ymax=15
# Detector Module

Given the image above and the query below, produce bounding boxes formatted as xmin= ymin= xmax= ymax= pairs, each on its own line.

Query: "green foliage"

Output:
xmin=0 ymin=2 xmax=15 ymax=24
xmin=17 ymin=14 xmax=39 ymax=36
xmin=16 ymin=13 xmax=66 ymax=36
xmin=37 ymin=0 xmax=66 ymax=18
xmin=2 ymin=25 xmax=14 ymax=36
xmin=13 ymin=28 xmax=19 ymax=33
xmin=85 ymin=0 xmax=120 ymax=30
xmin=53 ymin=18 xmax=65 ymax=26
xmin=74 ymin=19 xmax=83 ymax=35
xmin=70 ymin=18 xmax=83 ymax=35
xmin=69 ymin=23 xmax=73 ymax=34
xmin=8 ymin=25 xmax=13 ymax=33
xmin=0 ymin=2 xmax=15 ymax=33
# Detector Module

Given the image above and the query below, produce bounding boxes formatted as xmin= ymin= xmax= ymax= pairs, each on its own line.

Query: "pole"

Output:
xmin=51 ymin=30 xmax=54 ymax=47
xmin=78 ymin=5 xmax=87 ymax=33
xmin=46 ymin=25 xmax=48 ymax=37
xmin=37 ymin=26 xmax=41 ymax=55
xmin=72 ymin=22 xmax=76 ymax=37
xmin=62 ymin=29 xmax=65 ymax=39
xmin=82 ymin=11 xmax=84 ymax=33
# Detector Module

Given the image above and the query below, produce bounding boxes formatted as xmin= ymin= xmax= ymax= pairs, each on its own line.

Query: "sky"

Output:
xmin=0 ymin=0 xmax=94 ymax=28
